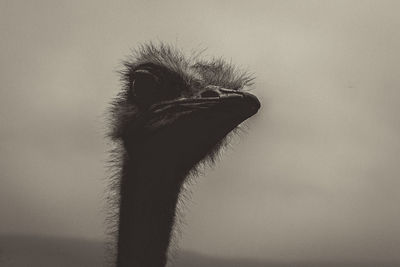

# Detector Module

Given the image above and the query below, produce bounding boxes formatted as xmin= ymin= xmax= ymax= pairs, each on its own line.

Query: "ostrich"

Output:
xmin=108 ymin=43 xmax=260 ymax=267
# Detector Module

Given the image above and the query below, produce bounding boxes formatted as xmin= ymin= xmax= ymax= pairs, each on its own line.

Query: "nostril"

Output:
xmin=201 ymin=90 xmax=220 ymax=98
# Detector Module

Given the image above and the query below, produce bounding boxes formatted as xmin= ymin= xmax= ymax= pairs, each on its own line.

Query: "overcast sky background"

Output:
xmin=1 ymin=0 xmax=399 ymax=263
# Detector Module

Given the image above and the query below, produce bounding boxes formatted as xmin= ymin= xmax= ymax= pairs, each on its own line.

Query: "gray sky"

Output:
xmin=1 ymin=0 xmax=399 ymax=263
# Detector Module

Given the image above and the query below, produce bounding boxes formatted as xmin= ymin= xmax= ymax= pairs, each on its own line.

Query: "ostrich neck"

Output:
xmin=116 ymin=140 xmax=190 ymax=267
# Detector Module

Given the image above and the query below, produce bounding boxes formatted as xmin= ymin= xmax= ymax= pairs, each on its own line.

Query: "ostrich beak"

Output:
xmin=198 ymin=86 xmax=261 ymax=119
xmin=150 ymin=87 xmax=260 ymax=121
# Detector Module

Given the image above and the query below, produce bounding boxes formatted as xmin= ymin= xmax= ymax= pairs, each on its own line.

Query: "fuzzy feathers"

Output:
xmin=120 ymin=42 xmax=254 ymax=94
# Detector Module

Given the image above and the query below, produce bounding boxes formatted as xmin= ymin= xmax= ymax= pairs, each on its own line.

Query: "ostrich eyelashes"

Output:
xmin=131 ymin=67 xmax=183 ymax=107
xmin=131 ymin=69 xmax=160 ymax=107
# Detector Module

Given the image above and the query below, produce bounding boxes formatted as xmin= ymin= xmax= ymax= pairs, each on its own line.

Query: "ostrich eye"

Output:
xmin=192 ymin=80 xmax=203 ymax=89
xmin=131 ymin=69 xmax=159 ymax=107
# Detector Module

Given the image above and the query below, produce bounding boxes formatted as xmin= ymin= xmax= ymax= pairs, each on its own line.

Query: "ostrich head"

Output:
xmin=110 ymin=43 xmax=260 ymax=175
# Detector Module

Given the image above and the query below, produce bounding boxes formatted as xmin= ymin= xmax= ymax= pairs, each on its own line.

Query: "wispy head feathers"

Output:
xmin=120 ymin=42 xmax=254 ymax=92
